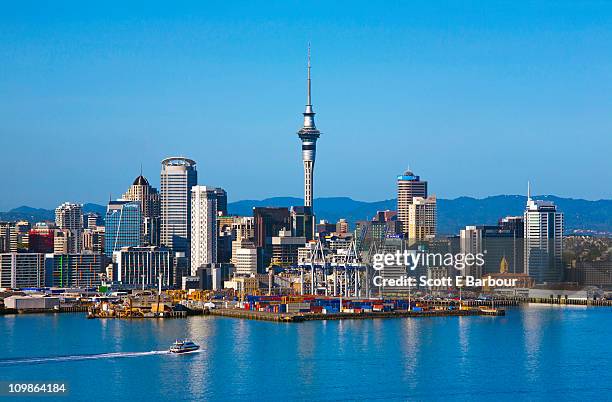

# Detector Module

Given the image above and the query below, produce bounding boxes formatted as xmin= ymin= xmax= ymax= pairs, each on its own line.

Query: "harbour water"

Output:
xmin=1 ymin=305 xmax=610 ymax=401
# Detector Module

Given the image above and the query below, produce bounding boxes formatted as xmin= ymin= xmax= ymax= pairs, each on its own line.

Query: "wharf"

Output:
xmin=207 ymin=307 xmax=504 ymax=323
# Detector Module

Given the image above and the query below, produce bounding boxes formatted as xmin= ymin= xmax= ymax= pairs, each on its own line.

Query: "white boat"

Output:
xmin=169 ymin=340 xmax=200 ymax=354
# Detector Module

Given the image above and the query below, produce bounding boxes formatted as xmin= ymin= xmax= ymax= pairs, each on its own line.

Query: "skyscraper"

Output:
xmin=55 ymin=202 xmax=83 ymax=253
xmin=104 ymin=200 xmax=142 ymax=257
xmin=160 ymin=157 xmax=197 ymax=256
xmin=407 ymin=196 xmax=437 ymax=244
xmin=123 ymin=173 xmax=161 ymax=245
xmin=397 ymin=170 xmax=427 ymax=236
xmin=524 ymin=185 xmax=564 ymax=283
xmin=253 ymin=207 xmax=291 ymax=270
xmin=290 ymin=206 xmax=314 ymax=241
xmin=190 ymin=186 xmax=217 ymax=275
xmin=213 ymin=188 xmax=228 ymax=216
xmin=297 ymin=46 xmax=321 ymax=209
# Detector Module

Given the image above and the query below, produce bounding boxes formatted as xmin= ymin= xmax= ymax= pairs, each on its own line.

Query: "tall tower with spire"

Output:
xmin=297 ymin=45 xmax=321 ymax=208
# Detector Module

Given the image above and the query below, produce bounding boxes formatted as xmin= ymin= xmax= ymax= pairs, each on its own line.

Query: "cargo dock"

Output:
xmin=207 ymin=306 xmax=504 ymax=323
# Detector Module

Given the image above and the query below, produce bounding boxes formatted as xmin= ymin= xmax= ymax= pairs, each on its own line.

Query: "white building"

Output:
xmin=397 ymin=170 xmax=427 ymax=235
xmin=190 ymin=186 xmax=217 ymax=275
xmin=408 ymin=196 xmax=436 ymax=243
xmin=160 ymin=157 xmax=197 ymax=256
xmin=234 ymin=247 xmax=258 ymax=275
xmin=524 ymin=194 xmax=564 ymax=284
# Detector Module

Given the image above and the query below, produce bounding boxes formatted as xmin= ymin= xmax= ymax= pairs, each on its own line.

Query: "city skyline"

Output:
xmin=2 ymin=2 xmax=612 ymax=211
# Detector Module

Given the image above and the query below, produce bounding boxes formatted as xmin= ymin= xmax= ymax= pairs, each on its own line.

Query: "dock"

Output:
xmin=207 ymin=307 xmax=504 ymax=323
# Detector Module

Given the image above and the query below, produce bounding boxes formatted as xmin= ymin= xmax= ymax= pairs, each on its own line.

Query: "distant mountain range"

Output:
xmin=3 ymin=195 xmax=611 ymax=235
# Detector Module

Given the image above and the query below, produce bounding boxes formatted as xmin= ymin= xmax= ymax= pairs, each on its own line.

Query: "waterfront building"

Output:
xmin=55 ymin=202 xmax=83 ymax=253
xmin=44 ymin=253 xmax=103 ymax=288
xmin=113 ymin=246 xmax=172 ymax=288
xmin=160 ymin=157 xmax=197 ymax=256
xmin=524 ymin=189 xmax=564 ymax=283
xmin=407 ymin=196 xmax=436 ymax=244
xmin=566 ymin=261 xmax=612 ymax=287
xmin=190 ymin=186 xmax=218 ymax=275
xmin=0 ymin=253 xmax=46 ymax=288
xmin=194 ymin=264 xmax=234 ymax=290
xmin=123 ymin=174 xmax=161 ymax=246
xmin=296 ymin=46 xmax=321 ymax=209
xmin=397 ymin=170 xmax=427 ymax=236
xmin=104 ymin=200 xmax=142 ymax=258
xmin=224 ymin=275 xmax=259 ymax=294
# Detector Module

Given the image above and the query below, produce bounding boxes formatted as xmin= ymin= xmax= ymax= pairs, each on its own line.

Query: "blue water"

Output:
xmin=0 ymin=306 xmax=610 ymax=401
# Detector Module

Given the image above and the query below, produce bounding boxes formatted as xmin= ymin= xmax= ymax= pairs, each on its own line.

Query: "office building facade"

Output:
xmin=524 ymin=196 xmax=564 ymax=283
xmin=397 ymin=170 xmax=427 ymax=236
xmin=160 ymin=157 xmax=197 ymax=256
xmin=191 ymin=186 xmax=217 ymax=275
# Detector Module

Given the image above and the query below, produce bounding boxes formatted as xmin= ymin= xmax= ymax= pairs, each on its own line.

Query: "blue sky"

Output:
xmin=1 ymin=1 xmax=612 ymax=210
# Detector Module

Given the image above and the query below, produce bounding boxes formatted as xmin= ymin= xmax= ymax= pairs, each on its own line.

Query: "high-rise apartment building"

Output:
xmin=55 ymin=202 xmax=83 ymax=253
xmin=397 ymin=170 xmax=428 ymax=236
xmin=524 ymin=191 xmax=564 ymax=283
xmin=104 ymin=200 xmax=142 ymax=258
xmin=190 ymin=186 xmax=217 ymax=275
xmin=123 ymin=174 xmax=161 ymax=246
xmin=160 ymin=157 xmax=197 ymax=256
xmin=407 ymin=196 xmax=436 ymax=243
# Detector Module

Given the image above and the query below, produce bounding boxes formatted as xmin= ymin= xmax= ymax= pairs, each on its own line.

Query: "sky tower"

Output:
xmin=297 ymin=45 xmax=321 ymax=208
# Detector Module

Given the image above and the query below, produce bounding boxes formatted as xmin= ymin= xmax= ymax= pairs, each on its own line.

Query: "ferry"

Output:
xmin=169 ymin=340 xmax=200 ymax=354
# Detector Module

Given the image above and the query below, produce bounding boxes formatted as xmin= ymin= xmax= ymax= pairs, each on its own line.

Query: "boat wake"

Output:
xmin=0 ymin=350 xmax=170 ymax=366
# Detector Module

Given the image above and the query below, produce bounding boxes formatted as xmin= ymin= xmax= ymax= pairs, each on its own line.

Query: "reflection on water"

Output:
xmin=1 ymin=307 xmax=611 ymax=401
xmin=297 ymin=323 xmax=316 ymax=387
xmin=401 ymin=318 xmax=420 ymax=388
xmin=522 ymin=307 xmax=543 ymax=384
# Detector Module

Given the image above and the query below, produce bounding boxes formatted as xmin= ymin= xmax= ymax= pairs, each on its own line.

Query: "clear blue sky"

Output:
xmin=1 ymin=1 xmax=612 ymax=210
